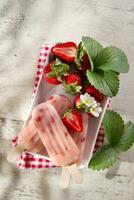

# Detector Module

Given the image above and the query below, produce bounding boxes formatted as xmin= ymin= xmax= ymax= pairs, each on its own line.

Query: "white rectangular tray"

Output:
xmin=24 ymin=43 xmax=109 ymax=168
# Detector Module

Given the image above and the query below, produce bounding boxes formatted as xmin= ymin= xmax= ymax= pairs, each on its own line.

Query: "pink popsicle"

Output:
xmin=47 ymin=94 xmax=71 ymax=116
xmin=18 ymin=120 xmax=44 ymax=153
xmin=18 ymin=95 xmax=71 ymax=154
xmin=32 ymin=102 xmax=80 ymax=166
xmin=71 ymin=112 xmax=89 ymax=165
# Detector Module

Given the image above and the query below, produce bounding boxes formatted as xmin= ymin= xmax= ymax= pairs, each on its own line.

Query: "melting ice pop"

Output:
xmin=47 ymin=94 xmax=71 ymax=116
xmin=7 ymin=95 xmax=71 ymax=162
xmin=17 ymin=119 xmax=44 ymax=153
xmin=32 ymin=102 xmax=80 ymax=166
xmin=60 ymin=112 xmax=88 ymax=188
xmin=18 ymin=94 xmax=71 ymax=153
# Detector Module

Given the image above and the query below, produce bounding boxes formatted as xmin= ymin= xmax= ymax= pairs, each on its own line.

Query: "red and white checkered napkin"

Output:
xmin=32 ymin=45 xmax=51 ymax=99
xmin=11 ymin=43 xmax=108 ymax=169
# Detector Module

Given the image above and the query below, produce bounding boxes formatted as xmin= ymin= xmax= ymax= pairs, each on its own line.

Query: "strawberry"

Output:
xmin=75 ymin=42 xmax=91 ymax=72
xmin=51 ymin=42 xmax=77 ymax=63
xmin=73 ymin=94 xmax=81 ymax=108
xmin=84 ymin=84 xmax=104 ymax=102
xmin=66 ymin=72 xmax=81 ymax=85
xmin=64 ymin=72 xmax=82 ymax=94
xmin=44 ymin=60 xmax=69 ymax=85
xmin=62 ymin=110 xmax=83 ymax=132
xmin=44 ymin=62 xmax=61 ymax=85
xmin=80 ymin=54 xmax=91 ymax=72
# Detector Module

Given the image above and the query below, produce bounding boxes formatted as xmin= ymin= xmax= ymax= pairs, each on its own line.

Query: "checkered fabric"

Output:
xmin=32 ymin=45 xmax=51 ymax=100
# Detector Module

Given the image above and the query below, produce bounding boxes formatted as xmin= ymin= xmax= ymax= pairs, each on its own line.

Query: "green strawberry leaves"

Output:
xmin=48 ymin=61 xmax=69 ymax=81
xmin=103 ymin=111 xmax=124 ymax=146
xmin=88 ymin=110 xmax=134 ymax=170
xmin=94 ymin=46 xmax=129 ymax=73
xmin=63 ymin=82 xmax=82 ymax=94
xmin=89 ymin=144 xmax=117 ymax=170
xmin=81 ymin=37 xmax=129 ymax=97
xmin=103 ymin=111 xmax=134 ymax=152
xmin=86 ymin=70 xmax=119 ymax=97
xmin=116 ymin=121 xmax=134 ymax=151
xmin=82 ymin=36 xmax=103 ymax=69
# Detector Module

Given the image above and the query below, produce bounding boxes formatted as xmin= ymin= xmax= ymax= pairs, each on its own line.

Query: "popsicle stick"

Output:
xmin=7 ymin=144 xmax=24 ymax=163
xmin=67 ymin=163 xmax=83 ymax=184
xmin=59 ymin=167 xmax=70 ymax=189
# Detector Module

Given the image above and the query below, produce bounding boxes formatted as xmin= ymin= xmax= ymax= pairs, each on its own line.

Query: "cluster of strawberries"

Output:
xmin=43 ymin=42 xmax=104 ymax=133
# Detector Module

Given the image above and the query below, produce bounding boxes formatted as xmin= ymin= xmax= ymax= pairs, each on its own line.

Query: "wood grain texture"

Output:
xmin=0 ymin=0 xmax=134 ymax=199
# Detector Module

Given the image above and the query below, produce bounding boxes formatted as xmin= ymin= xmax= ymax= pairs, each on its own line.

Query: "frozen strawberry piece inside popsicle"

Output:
xmin=32 ymin=102 xmax=80 ymax=166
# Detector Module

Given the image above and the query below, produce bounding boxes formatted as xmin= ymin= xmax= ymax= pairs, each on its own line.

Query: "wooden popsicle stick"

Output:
xmin=59 ymin=167 xmax=70 ymax=189
xmin=67 ymin=163 xmax=83 ymax=184
xmin=59 ymin=163 xmax=83 ymax=188
xmin=7 ymin=144 xmax=24 ymax=163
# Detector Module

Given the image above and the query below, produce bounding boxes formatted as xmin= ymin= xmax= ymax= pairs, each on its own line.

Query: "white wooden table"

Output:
xmin=0 ymin=0 xmax=134 ymax=199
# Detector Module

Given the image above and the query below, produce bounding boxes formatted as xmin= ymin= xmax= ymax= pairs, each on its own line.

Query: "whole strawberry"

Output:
xmin=62 ymin=109 xmax=83 ymax=132
xmin=51 ymin=42 xmax=77 ymax=63
xmin=84 ymin=84 xmax=104 ymax=102
xmin=64 ymin=72 xmax=82 ymax=94
xmin=44 ymin=60 xmax=69 ymax=85
xmin=44 ymin=62 xmax=61 ymax=85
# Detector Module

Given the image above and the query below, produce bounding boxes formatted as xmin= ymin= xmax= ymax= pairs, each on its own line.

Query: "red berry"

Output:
xmin=64 ymin=72 xmax=82 ymax=94
xmin=66 ymin=72 xmax=82 ymax=85
xmin=51 ymin=42 xmax=77 ymax=63
xmin=44 ymin=62 xmax=62 ymax=85
xmin=44 ymin=62 xmax=51 ymax=73
xmin=62 ymin=110 xmax=83 ymax=132
xmin=84 ymin=84 xmax=104 ymax=102
xmin=73 ymin=95 xmax=81 ymax=108
xmin=81 ymin=54 xmax=91 ymax=72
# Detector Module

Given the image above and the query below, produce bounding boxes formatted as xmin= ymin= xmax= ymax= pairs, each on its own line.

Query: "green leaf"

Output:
xmin=89 ymin=144 xmax=117 ymax=170
xmin=94 ymin=46 xmax=129 ymax=73
xmin=103 ymin=111 xmax=124 ymax=146
xmin=117 ymin=121 xmax=134 ymax=151
xmin=82 ymin=37 xmax=103 ymax=70
xmin=82 ymin=36 xmax=103 ymax=61
xmin=89 ymin=111 xmax=134 ymax=171
xmin=86 ymin=70 xmax=119 ymax=97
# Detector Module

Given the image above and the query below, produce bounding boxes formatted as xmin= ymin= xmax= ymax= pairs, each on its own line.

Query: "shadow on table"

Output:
xmin=0 ymin=75 xmax=34 ymax=118
xmin=0 ymin=138 xmax=21 ymax=200
xmin=40 ymin=169 xmax=51 ymax=200
xmin=105 ymin=147 xmax=134 ymax=179
xmin=40 ymin=168 xmax=71 ymax=200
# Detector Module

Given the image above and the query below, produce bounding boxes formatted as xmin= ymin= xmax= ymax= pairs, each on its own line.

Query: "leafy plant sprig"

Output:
xmin=88 ymin=110 xmax=134 ymax=170
xmin=76 ymin=37 xmax=129 ymax=97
